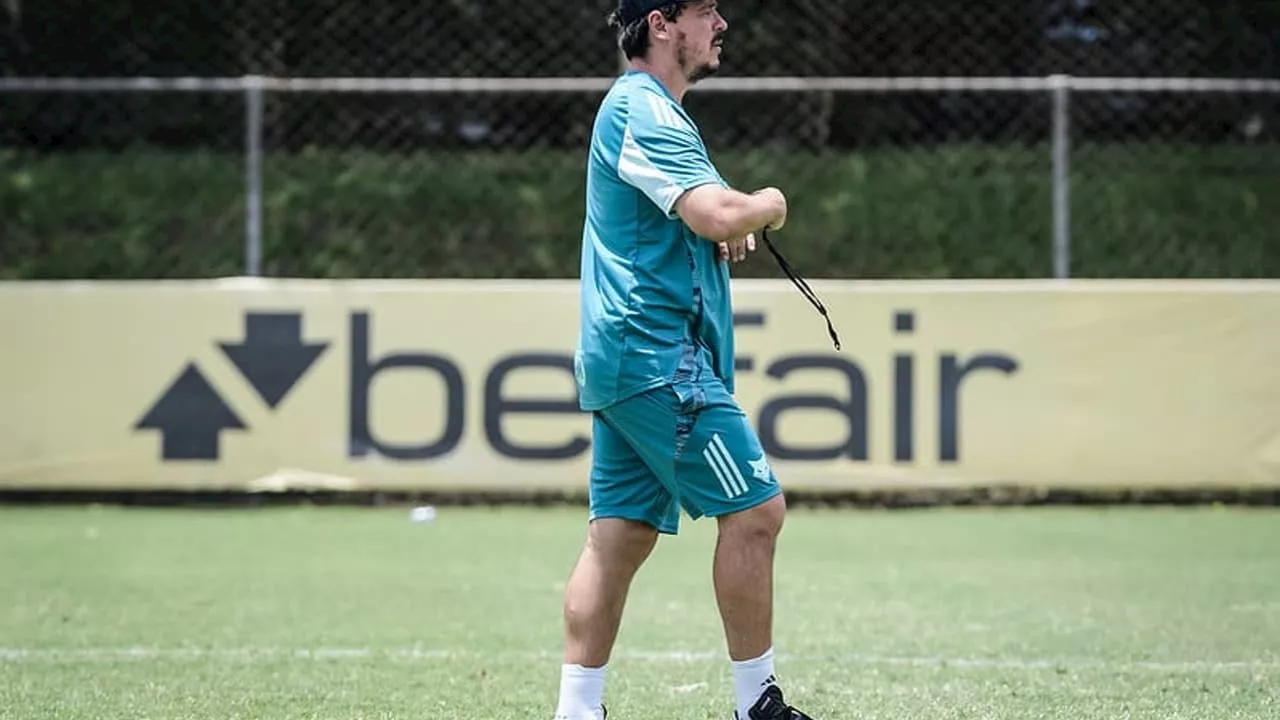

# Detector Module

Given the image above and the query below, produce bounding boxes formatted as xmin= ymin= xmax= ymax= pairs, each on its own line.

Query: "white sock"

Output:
xmin=732 ymin=647 xmax=778 ymax=719
xmin=554 ymin=663 xmax=607 ymax=720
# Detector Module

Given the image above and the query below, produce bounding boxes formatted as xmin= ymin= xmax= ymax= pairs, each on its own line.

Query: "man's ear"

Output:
xmin=648 ymin=11 xmax=673 ymax=42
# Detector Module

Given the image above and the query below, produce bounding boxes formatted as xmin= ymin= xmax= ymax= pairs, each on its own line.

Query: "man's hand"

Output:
xmin=714 ymin=187 xmax=785 ymax=263
xmin=718 ymin=232 xmax=756 ymax=263
xmin=753 ymin=187 xmax=787 ymax=231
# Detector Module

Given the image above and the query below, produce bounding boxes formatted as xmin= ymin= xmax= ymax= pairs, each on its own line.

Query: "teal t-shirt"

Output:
xmin=574 ymin=69 xmax=736 ymax=412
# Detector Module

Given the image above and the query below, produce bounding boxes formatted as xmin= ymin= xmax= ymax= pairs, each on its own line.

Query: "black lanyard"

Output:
xmin=760 ymin=228 xmax=842 ymax=352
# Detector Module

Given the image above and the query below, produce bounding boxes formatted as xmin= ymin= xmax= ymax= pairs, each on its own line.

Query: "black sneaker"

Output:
xmin=739 ymin=684 xmax=814 ymax=720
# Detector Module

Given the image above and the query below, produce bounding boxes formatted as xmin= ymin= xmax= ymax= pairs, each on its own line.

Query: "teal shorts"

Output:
xmin=588 ymin=378 xmax=783 ymax=535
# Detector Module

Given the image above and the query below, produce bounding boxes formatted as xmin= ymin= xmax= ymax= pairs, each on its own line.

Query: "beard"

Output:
xmin=676 ymin=30 xmax=722 ymax=84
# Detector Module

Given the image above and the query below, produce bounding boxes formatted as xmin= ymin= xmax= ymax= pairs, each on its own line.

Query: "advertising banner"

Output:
xmin=2 ymin=279 xmax=1278 ymax=492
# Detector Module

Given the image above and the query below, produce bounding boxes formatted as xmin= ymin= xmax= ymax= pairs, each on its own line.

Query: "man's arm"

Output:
xmin=616 ymin=89 xmax=787 ymax=245
xmin=674 ymin=185 xmax=787 ymax=244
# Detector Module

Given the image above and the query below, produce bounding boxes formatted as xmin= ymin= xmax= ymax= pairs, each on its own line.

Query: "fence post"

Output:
xmin=244 ymin=75 xmax=265 ymax=277
xmin=1050 ymin=74 xmax=1071 ymax=279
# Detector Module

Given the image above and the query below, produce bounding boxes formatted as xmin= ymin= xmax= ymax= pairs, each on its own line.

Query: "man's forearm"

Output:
xmin=675 ymin=185 xmax=786 ymax=243
xmin=708 ymin=189 xmax=782 ymax=240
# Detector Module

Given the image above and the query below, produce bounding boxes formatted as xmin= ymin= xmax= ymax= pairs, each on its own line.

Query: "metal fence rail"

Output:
xmin=2 ymin=74 xmax=1278 ymax=280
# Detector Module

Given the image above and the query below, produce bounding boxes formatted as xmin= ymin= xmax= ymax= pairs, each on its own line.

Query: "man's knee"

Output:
xmin=718 ymin=492 xmax=787 ymax=542
xmin=587 ymin=517 xmax=659 ymax=571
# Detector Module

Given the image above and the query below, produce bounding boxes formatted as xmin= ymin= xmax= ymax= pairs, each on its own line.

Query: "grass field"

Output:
xmin=2 ymin=504 xmax=1277 ymax=719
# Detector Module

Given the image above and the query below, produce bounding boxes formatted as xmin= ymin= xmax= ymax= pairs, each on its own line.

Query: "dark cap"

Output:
xmin=614 ymin=0 xmax=694 ymax=26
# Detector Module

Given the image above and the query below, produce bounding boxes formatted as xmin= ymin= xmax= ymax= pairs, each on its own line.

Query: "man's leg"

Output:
xmin=563 ymin=518 xmax=658 ymax=667
xmin=715 ymin=494 xmax=786 ymax=661
xmin=554 ymin=411 xmax=680 ymax=720
xmin=555 ymin=517 xmax=657 ymax=720
xmin=672 ymin=390 xmax=812 ymax=719
xmin=715 ymin=494 xmax=788 ymax=719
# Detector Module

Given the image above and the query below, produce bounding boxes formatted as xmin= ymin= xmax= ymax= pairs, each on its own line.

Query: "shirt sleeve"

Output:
xmin=616 ymin=91 xmax=723 ymax=218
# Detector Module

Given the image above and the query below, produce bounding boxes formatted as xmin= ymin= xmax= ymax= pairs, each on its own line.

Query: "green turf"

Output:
xmin=1 ymin=505 xmax=1277 ymax=719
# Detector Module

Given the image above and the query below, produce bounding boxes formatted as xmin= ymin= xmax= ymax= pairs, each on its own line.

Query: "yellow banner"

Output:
xmin=2 ymin=279 xmax=1279 ymax=492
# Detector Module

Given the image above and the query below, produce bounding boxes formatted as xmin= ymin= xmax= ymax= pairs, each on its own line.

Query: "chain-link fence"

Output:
xmin=2 ymin=1 xmax=1278 ymax=280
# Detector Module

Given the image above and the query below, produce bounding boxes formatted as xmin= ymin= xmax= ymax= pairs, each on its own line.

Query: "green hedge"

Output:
xmin=2 ymin=143 xmax=1277 ymax=280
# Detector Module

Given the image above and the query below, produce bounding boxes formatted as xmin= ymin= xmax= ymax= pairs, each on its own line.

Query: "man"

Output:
xmin=554 ymin=2 xmax=815 ymax=719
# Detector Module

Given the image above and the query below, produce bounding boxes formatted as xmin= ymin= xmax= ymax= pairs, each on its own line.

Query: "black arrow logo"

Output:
xmin=218 ymin=313 xmax=329 ymax=410
xmin=135 ymin=364 xmax=246 ymax=461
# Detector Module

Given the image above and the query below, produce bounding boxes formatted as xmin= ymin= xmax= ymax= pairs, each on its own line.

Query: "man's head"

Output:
xmin=608 ymin=0 xmax=728 ymax=84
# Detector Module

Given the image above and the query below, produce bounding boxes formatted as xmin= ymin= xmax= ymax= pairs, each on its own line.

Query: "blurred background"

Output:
xmin=1 ymin=0 xmax=1277 ymax=282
